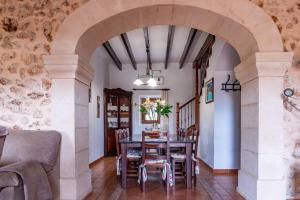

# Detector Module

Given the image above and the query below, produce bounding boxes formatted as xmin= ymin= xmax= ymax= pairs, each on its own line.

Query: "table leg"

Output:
xmin=121 ymin=143 xmax=127 ymax=188
xmin=185 ymin=143 xmax=192 ymax=188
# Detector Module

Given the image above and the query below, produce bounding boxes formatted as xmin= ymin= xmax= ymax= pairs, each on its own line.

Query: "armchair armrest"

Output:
xmin=0 ymin=172 xmax=21 ymax=188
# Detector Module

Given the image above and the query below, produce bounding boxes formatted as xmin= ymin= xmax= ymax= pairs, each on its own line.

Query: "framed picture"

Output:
xmin=97 ymin=96 xmax=100 ymax=118
xmin=205 ymin=78 xmax=214 ymax=104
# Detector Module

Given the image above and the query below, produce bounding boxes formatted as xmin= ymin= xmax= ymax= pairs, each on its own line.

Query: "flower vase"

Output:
xmin=152 ymin=123 xmax=159 ymax=132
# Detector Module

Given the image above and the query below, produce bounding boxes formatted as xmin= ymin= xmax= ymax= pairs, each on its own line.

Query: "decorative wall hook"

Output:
xmin=282 ymin=88 xmax=300 ymax=112
xmin=221 ymin=74 xmax=241 ymax=92
xmin=283 ymin=88 xmax=295 ymax=98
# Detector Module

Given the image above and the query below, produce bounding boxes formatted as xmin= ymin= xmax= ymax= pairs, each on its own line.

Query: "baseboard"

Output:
xmin=236 ymin=186 xmax=252 ymax=200
xmin=197 ymin=157 xmax=238 ymax=175
xmin=213 ymin=168 xmax=238 ymax=175
xmin=89 ymin=156 xmax=104 ymax=168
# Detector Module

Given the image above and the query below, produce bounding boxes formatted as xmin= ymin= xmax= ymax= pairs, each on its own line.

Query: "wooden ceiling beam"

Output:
xmin=179 ymin=28 xmax=198 ymax=69
xmin=194 ymin=34 xmax=215 ymax=63
xmin=120 ymin=33 xmax=137 ymax=70
xmin=164 ymin=25 xmax=175 ymax=69
xmin=143 ymin=27 xmax=152 ymax=70
xmin=103 ymin=41 xmax=122 ymax=71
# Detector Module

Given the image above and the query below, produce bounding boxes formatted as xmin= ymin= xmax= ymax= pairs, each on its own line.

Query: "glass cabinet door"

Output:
xmin=106 ymin=95 xmax=118 ymax=128
xmin=119 ymin=96 xmax=130 ymax=128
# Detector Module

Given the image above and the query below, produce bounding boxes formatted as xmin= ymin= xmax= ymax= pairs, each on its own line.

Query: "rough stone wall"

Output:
xmin=0 ymin=0 xmax=89 ymax=129
xmin=0 ymin=0 xmax=300 ymax=198
xmin=249 ymin=0 xmax=300 ymax=198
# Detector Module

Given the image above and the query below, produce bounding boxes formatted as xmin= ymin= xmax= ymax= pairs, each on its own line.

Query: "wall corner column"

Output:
xmin=234 ymin=52 xmax=293 ymax=200
xmin=43 ymin=54 xmax=94 ymax=200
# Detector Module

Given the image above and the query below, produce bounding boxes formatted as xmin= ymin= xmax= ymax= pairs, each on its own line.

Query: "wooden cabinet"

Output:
xmin=104 ymin=88 xmax=132 ymax=156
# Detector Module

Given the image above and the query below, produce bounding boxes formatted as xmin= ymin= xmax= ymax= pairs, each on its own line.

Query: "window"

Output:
xmin=141 ymin=97 xmax=160 ymax=124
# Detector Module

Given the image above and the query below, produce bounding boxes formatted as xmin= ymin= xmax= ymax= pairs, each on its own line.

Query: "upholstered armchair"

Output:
xmin=0 ymin=129 xmax=61 ymax=200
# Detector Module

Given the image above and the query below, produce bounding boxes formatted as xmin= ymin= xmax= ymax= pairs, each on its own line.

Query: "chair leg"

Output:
xmin=166 ymin=166 xmax=170 ymax=193
xmin=140 ymin=167 xmax=144 ymax=192
xmin=142 ymin=178 xmax=145 ymax=192
xmin=193 ymin=162 xmax=197 ymax=186
xmin=172 ymin=159 xmax=176 ymax=185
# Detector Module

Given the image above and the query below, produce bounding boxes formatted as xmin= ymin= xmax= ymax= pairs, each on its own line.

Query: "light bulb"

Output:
xmin=147 ymin=78 xmax=157 ymax=87
xmin=133 ymin=78 xmax=144 ymax=85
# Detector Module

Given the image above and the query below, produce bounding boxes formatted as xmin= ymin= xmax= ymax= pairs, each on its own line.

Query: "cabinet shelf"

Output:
xmin=104 ymin=88 xmax=132 ymax=156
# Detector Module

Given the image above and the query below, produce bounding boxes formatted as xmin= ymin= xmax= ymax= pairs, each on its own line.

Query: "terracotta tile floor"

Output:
xmin=86 ymin=157 xmax=245 ymax=200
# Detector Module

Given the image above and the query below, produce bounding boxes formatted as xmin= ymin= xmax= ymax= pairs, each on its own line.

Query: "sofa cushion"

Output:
xmin=0 ymin=172 xmax=21 ymax=187
xmin=0 ymin=130 xmax=61 ymax=174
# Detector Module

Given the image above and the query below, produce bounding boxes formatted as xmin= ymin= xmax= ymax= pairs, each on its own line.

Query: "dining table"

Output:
xmin=119 ymin=134 xmax=195 ymax=189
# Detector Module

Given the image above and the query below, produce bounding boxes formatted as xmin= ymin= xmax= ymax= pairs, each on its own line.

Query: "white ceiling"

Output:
xmin=100 ymin=25 xmax=209 ymax=68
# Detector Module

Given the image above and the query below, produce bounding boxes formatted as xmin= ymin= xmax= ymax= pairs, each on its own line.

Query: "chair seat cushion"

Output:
xmin=127 ymin=149 xmax=141 ymax=158
xmin=171 ymin=153 xmax=186 ymax=160
xmin=144 ymin=159 xmax=166 ymax=165
xmin=0 ymin=172 xmax=21 ymax=188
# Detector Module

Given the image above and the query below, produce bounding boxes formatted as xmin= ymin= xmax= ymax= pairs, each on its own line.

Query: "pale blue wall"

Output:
xmin=89 ymin=48 xmax=109 ymax=163
xmin=199 ymin=40 xmax=241 ymax=169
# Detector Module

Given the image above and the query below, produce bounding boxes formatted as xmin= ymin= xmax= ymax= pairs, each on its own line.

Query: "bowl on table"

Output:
xmin=145 ymin=131 xmax=161 ymax=138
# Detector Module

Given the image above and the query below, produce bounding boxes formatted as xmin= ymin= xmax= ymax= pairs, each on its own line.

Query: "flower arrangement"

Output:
xmin=139 ymin=98 xmax=172 ymax=130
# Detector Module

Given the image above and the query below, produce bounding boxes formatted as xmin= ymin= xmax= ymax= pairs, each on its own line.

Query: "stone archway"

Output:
xmin=43 ymin=0 xmax=293 ymax=199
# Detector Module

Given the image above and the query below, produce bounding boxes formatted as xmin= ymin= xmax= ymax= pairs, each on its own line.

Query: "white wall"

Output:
xmin=109 ymin=62 xmax=194 ymax=134
xmin=88 ymin=41 xmax=240 ymax=168
xmin=89 ymin=48 xmax=109 ymax=163
xmin=199 ymin=40 xmax=241 ymax=169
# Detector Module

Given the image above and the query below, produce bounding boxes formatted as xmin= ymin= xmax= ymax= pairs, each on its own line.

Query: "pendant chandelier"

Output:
xmin=133 ymin=63 xmax=161 ymax=87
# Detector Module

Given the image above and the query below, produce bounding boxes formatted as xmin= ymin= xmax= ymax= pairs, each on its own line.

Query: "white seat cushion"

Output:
xmin=144 ymin=159 xmax=166 ymax=165
xmin=170 ymin=153 xmax=186 ymax=159
xmin=127 ymin=149 xmax=141 ymax=158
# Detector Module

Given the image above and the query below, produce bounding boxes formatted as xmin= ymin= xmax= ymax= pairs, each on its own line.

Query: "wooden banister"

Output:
xmin=176 ymin=97 xmax=196 ymax=132
xmin=176 ymin=64 xmax=200 ymax=135
xmin=179 ymin=97 xmax=195 ymax=109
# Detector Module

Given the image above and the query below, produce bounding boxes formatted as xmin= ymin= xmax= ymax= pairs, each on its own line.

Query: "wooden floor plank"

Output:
xmin=85 ymin=157 xmax=244 ymax=200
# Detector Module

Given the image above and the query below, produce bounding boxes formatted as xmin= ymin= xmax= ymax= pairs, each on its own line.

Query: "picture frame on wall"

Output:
xmin=97 ymin=96 xmax=100 ymax=118
xmin=205 ymin=78 xmax=214 ymax=104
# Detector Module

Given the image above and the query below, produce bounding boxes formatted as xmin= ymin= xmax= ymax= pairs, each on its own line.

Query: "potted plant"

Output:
xmin=139 ymin=98 xmax=172 ymax=131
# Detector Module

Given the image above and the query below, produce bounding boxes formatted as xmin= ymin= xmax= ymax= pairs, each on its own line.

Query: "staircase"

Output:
xmin=176 ymin=97 xmax=196 ymax=130
xmin=176 ymin=66 xmax=200 ymax=134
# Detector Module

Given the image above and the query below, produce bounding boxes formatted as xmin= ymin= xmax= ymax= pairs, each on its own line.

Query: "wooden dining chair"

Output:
xmin=115 ymin=129 xmax=141 ymax=178
xmin=140 ymin=131 xmax=171 ymax=192
xmin=171 ymin=125 xmax=199 ymax=186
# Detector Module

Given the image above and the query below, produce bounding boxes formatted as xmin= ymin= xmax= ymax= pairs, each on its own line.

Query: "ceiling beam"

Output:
xmin=143 ymin=27 xmax=152 ymax=69
xmin=120 ymin=33 xmax=137 ymax=70
xmin=103 ymin=41 xmax=122 ymax=71
xmin=194 ymin=34 xmax=216 ymax=63
xmin=179 ymin=28 xmax=198 ymax=69
xmin=164 ymin=25 xmax=175 ymax=69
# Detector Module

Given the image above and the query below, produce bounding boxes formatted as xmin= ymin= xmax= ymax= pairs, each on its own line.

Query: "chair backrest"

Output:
xmin=115 ymin=128 xmax=130 ymax=156
xmin=141 ymin=131 xmax=170 ymax=163
xmin=192 ymin=128 xmax=199 ymax=156
xmin=122 ymin=128 xmax=129 ymax=138
xmin=181 ymin=125 xmax=196 ymax=139
xmin=177 ymin=128 xmax=185 ymax=137
xmin=181 ymin=125 xmax=199 ymax=156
